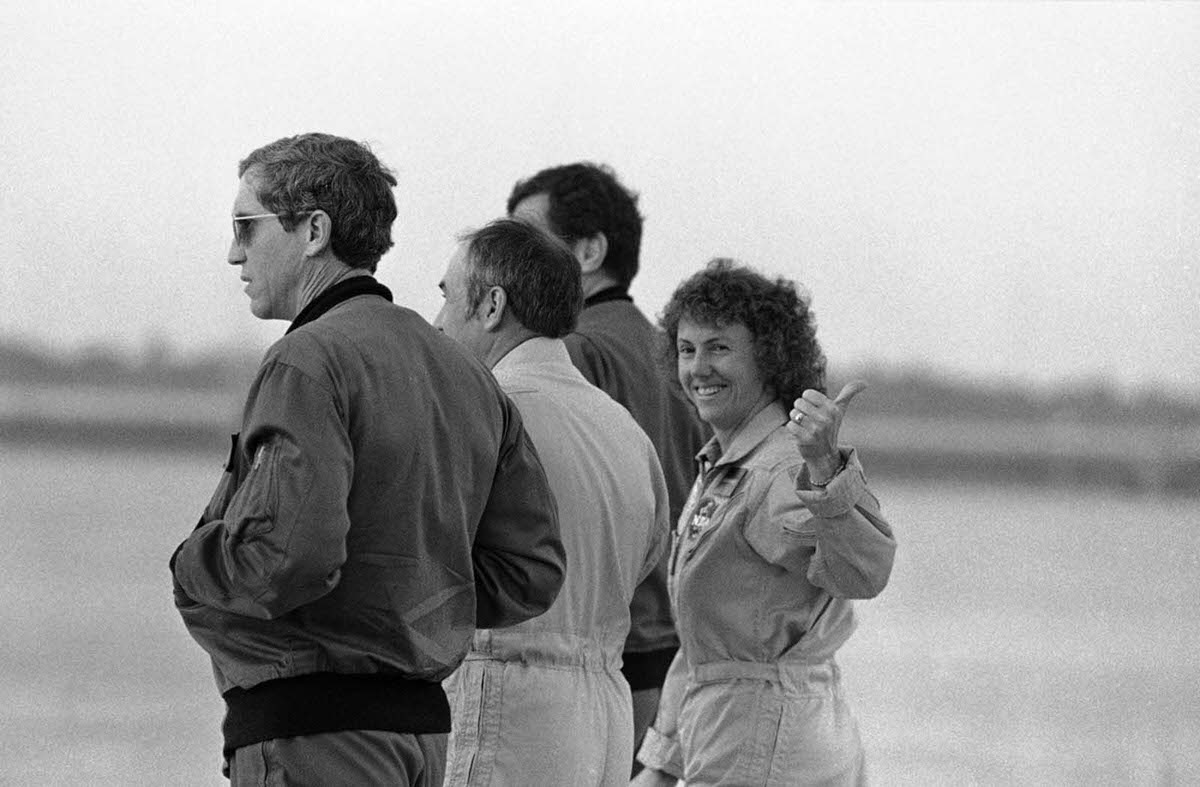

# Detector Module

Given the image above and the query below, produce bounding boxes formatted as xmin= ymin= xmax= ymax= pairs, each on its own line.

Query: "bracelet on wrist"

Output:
xmin=810 ymin=454 xmax=848 ymax=488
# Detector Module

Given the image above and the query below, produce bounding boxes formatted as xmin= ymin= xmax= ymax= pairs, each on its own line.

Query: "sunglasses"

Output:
xmin=231 ymin=211 xmax=313 ymax=246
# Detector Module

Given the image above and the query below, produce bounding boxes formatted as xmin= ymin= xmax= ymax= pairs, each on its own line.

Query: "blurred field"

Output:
xmin=1 ymin=446 xmax=225 ymax=784
xmin=4 ymin=380 xmax=1198 ymax=496
xmin=839 ymin=479 xmax=1200 ymax=784
xmin=2 ymin=444 xmax=1197 ymax=785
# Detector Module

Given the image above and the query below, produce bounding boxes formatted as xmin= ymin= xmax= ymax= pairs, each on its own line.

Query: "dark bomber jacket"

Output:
xmin=171 ymin=278 xmax=564 ymax=754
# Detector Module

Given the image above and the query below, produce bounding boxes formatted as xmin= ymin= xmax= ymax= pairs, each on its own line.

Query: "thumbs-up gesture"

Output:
xmin=785 ymin=380 xmax=866 ymax=484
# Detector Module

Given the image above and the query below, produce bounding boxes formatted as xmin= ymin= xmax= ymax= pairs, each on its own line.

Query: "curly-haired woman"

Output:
xmin=633 ymin=259 xmax=897 ymax=786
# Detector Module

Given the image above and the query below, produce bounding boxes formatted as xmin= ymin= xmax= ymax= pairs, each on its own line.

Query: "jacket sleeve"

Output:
xmin=472 ymin=396 xmax=566 ymax=628
xmin=172 ymin=359 xmax=352 ymax=619
xmin=744 ymin=448 xmax=896 ymax=599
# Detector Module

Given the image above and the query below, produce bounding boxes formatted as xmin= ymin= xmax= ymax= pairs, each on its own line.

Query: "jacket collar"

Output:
xmin=583 ymin=286 xmax=632 ymax=308
xmin=287 ymin=276 xmax=393 ymax=334
xmin=492 ymin=337 xmax=573 ymax=387
xmin=696 ymin=400 xmax=788 ymax=470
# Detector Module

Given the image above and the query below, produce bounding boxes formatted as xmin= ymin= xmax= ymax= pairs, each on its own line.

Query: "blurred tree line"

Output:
xmin=0 ymin=338 xmax=259 ymax=392
xmin=830 ymin=363 xmax=1200 ymax=426
xmin=2 ymin=338 xmax=1197 ymax=426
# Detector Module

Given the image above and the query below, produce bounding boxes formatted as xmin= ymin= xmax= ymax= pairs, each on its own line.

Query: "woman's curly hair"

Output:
xmin=658 ymin=258 xmax=826 ymax=406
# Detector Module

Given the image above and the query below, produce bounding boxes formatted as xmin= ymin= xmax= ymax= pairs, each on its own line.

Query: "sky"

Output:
xmin=3 ymin=1 xmax=1199 ymax=396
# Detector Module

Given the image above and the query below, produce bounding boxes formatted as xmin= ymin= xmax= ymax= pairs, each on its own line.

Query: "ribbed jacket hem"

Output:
xmin=222 ymin=672 xmax=450 ymax=757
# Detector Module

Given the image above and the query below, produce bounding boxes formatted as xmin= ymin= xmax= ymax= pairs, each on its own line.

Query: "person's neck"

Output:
xmin=581 ymin=270 xmax=621 ymax=299
xmin=712 ymin=390 xmax=777 ymax=452
xmin=482 ymin=327 xmax=539 ymax=369
xmin=294 ymin=260 xmax=371 ymax=317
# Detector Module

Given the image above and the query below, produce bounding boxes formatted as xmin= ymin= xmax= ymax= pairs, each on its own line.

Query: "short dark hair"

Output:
xmin=659 ymin=259 xmax=826 ymax=406
xmin=460 ymin=219 xmax=583 ymax=339
xmin=506 ymin=162 xmax=643 ymax=288
xmin=239 ymin=133 xmax=398 ymax=271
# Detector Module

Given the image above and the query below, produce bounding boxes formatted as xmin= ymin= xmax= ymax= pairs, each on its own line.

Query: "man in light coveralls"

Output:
xmin=435 ymin=218 xmax=670 ymax=786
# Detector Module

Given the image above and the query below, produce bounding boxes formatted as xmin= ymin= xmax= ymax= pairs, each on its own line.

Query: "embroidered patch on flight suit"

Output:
xmin=685 ymin=468 xmax=747 ymax=540
xmin=691 ymin=470 xmax=744 ymax=537
xmin=672 ymin=465 xmax=750 ymax=575
xmin=687 ymin=498 xmax=717 ymax=539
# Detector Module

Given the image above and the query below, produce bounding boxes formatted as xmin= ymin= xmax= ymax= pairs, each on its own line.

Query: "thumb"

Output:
xmin=833 ymin=379 xmax=867 ymax=409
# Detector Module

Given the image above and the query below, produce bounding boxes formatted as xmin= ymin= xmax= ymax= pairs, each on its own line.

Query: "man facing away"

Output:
xmin=434 ymin=218 xmax=671 ymax=786
xmin=507 ymin=163 xmax=709 ymax=764
xmin=170 ymin=133 xmax=565 ymax=786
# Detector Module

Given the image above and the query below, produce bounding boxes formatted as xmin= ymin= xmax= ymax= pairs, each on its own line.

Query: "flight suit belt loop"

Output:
xmin=690 ymin=659 xmax=841 ymax=695
xmin=466 ymin=630 xmax=625 ymax=672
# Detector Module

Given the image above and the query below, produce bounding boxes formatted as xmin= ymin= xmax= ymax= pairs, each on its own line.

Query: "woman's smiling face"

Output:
xmin=676 ymin=316 xmax=774 ymax=445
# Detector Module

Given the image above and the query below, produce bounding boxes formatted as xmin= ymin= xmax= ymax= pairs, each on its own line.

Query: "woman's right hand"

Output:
xmin=787 ymin=380 xmax=866 ymax=483
xmin=630 ymin=767 xmax=679 ymax=787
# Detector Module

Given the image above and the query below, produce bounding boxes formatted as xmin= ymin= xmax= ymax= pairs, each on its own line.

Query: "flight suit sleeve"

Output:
xmin=744 ymin=448 xmax=896 ymax=599
xmin=636 ymin=648 xmax=688 ymax=778
xmin=795 ymin=448 xmax=895 ymax=598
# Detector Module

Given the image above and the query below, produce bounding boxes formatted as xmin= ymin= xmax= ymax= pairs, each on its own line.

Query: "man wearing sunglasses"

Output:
xmin=171 ymin=132 xmax=565 ymax=786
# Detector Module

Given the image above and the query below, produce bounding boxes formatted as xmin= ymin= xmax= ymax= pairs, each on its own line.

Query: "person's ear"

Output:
xmin=573 ymin=232 xmax=608 ymax=275
xmin=304 ymin=210 xmax=333 ymax=257
xmin=481 ymin=286 xmax=507 ymax=331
